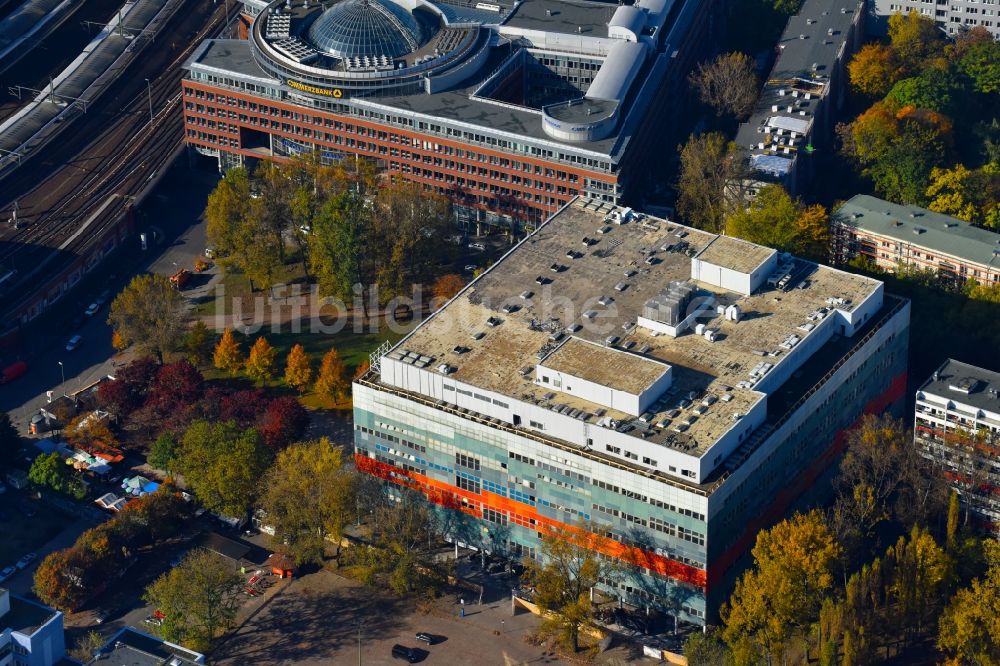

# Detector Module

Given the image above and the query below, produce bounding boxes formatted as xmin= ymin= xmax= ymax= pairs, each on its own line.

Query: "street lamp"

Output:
xmin=356 ymin=620 xmax=363 ymax=666
xmin=144 ymin=78 xmax=153 ymax=124
xmin=58 ymin=361 xmax=64 ymax=385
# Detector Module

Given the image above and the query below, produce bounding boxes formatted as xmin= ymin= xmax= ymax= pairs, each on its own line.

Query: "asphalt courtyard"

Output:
xmin=211 ymin=568 xmax=566 ymax=666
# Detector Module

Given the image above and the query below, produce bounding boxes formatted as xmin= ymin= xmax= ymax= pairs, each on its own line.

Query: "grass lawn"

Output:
xmin=0 ymin=493 xmax=73 ymax=566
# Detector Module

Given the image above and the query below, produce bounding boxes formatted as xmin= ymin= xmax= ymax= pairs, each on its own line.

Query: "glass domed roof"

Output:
xmin=307 ymin=0 xmax=425 ymax=59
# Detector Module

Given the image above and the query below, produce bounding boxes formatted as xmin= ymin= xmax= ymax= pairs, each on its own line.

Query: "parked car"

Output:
xmin=143 ymin=615 xmax=163 ymax=627
xmin=468 ymin=242 xmax=486 ymax=251
xmin=16 ymin=552 xmax=36 ymax=569
xmin=95 ymin=290 xmax=111 ymax=306
xmin=464 ymin=264 xmax=477 ymax=272
xmin=391 ymin=644 xmax=419 ymax=662
xmin=415 ymin=632 xmax=436 ymax=645
xmin=94 ymin=610 xmax=110 ymax=624
xmin=0 ymin=565 xmax=15 ymax=582
xmin=66 ymin=335 xmax=83 ymax=351
xmin=84 ymin=302 xmax=99 ymax=316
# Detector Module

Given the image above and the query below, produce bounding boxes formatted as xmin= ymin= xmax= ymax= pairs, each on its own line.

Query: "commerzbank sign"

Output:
xmin=287 ymin=80 xmax=344 ymax=98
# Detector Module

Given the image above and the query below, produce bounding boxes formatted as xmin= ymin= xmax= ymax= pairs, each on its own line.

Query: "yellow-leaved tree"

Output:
xmin=848 ymin=44 xmax=903 ymax=98
xmin=314 ymin=348 xmax=348 ymax=403
xmin=284 ymin=344 xmax=313 ymax=393
xmin=245 ymin=336 xmax=277 ymax=384
xmin=722 ymin=510 xmax=842 ymax=663
xmin=213 ymin=328 xmax=243 ymax=376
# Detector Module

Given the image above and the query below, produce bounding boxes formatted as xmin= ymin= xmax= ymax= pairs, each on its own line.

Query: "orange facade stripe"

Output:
xmin=354 ymin=454 xmax=708 ymax=589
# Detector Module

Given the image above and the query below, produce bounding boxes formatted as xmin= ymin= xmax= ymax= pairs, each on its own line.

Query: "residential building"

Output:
xmin=915 ymin=359 xmax=1000 ymax=535
xmin=181 ymin=0 xmax=722 ymax=230
xmin=832 ymin=194 xmax=1000 ymax=285
xmin=81 ymin=628 xmax=205 ymax=666
xmin=734 ymin=0 xmax=864 ymax=196
xmin=352 ymin=198 xmax=910 ymax=623
xmin=0 ymin=588 xmax=66 ymax=666
xmin=869 ymin=1 xmax=999 ymax=37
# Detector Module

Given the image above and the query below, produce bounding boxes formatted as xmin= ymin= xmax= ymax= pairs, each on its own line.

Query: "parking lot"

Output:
xmin=0 ymin=491 xmax=74 ymax=577
xmin=212 ymin=567 xmax=566 ymax=666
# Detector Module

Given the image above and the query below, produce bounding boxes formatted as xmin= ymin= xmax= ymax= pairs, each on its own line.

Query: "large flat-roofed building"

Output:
xmin=868 ymin=2 xmax=999 ymax=37
xmin=352 ymin=198 xmax=911 ymax=622
xmin=915 ymin=360 xmax=1000 ymax=536
xmin=82 ymin=628 xmax=205 ymax=665
xmin=832 ymin=194 xmax=1000 ymax=285
xmin=0 ymin=588 xmax=66 ymax=666
xmin=182 ymin=0 xmax=721 ymax=229
xmin=734 ymin=0 xmax=864 ymax=195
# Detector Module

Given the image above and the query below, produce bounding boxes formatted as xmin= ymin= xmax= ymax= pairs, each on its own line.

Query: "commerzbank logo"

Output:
xmin=287 ymin=80 xmax=344 ymax=98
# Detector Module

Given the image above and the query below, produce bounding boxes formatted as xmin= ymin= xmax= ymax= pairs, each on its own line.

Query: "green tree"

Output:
xmin=522 ymin=523 xmax=621 ymax=652
xmin=688 ymin=52 xmax=760 ymax=118
xmin=958 ymin=40 xmax=1000 ymax=95
xmin=148 ymin=432 xmax=178 ymax=473
xmin=244 ymin=336 xmax=276 ymax=384
xmin=107 ymin=274 xmax=186 ymax=363
xmin=177 ymin=420 xmax=271 ymax=518
xmin=722 ymin=510 xmax=842 ymax=661
xmin=28 ymin=452 xmax=85 ymax=499
xmin=67 ymin=630 xmax=106 ymax=663
xmin=938 ymin=540 xmax=1000 ymax=665
xmin=676 ymin=133 xmax=748 ymax=232
xmin=143 ymin=549 xmax=243 ymax=653
xmin=885 ymin=69 xmax=958 ymax=116
xmin=684 ymin=628 xmax=731 ymax=665
xmin=725 ymin=184 xmax=829 ymax=258
xmin=213 ymin=328 xmax=243 ymax=376
xmin=260 ymin=439 xmax=355 ymax=566
xmin=310 ymin=191 xmax=367 ymax=305
xmin=848 ymin=43 xmax=904 ymax=97
xmin=283 ymin=343 xmax=313 ymax=393
xmin=206 ymin=167 xmax=252 ymax=263
xmin=184 ymin=321 xmax=214 ymax=367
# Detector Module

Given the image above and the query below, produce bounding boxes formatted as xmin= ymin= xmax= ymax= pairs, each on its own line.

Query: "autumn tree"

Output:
xmin=206 ymin=167 xmax=283 ymax=292
xmin=143 ymin=549 xmax=243 ymax=653
xmin=314 ymin=348 xmax=348 ymax=403
xmin=352 ymin=359 xmax=371 ymax=381
xmin=522 ymin=523 xmax=622 ymax=652
xmin=283 ymin=343 xmax=313 ymax=393
xmin=884 ymin=525 xmax=950 ymax=636
xmin=98 ymin=356 xmax=158 ymax=418
xmin=830 ymin=414 xmax=947 ymax=566
xmin=67 ymin=631 xmax=106 ymax=663
xmin=184 ymin=321 xmax=214 ymax=367
xmin=245 ymin=336 xmax=277 ymax=384
xmin=219 ymin=388 xmax=270 ymax=426
xmin=213 ymin=328 xmax=243 ymax=376
xmin=33 ymin=548 xmax=91 ymax=611
xmin=841 ymin=103 xmax=952 ymax=205
xmin=722 ymin=510 xmax=842 ymax=661
xmin=432 ymin=274 xmax=465 ymax=303
xmin=925 ymin=164 xmax=1000 ymax=227
xmin=145 ymin=359 xmax=204 ymax=421
xmin=724 ymin=184 xmax=829 ymax=258
xmin=260 ymin=439 xmax=355 ymax=565
xmin=176 ymin=420 xmax=272 ymax=518
xmin=258 ymin=396 xmax=309 ymax=451
xmin=689 ymin=52 xmax=759 ymax=118
xmin=888 ymin=11 xmax=945 ymax=73
xmin=676 ymin=133 xmax=748 ymax=232
xmin=684 ymin=629 xmax=731 ymax=666
xmin=107 ymin=274 xmax=186 ymax=362
xmin=938 ymin=539 xmax=1000 ymax=664
xmin=848 ymin=44 xmax=903 ymax=97
xmin=64 ymin=413 xmax=117 ymax=450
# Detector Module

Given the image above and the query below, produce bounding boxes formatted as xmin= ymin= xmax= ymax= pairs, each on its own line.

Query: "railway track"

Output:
xmin=0 ymin=0 xmax=226 ymax=292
